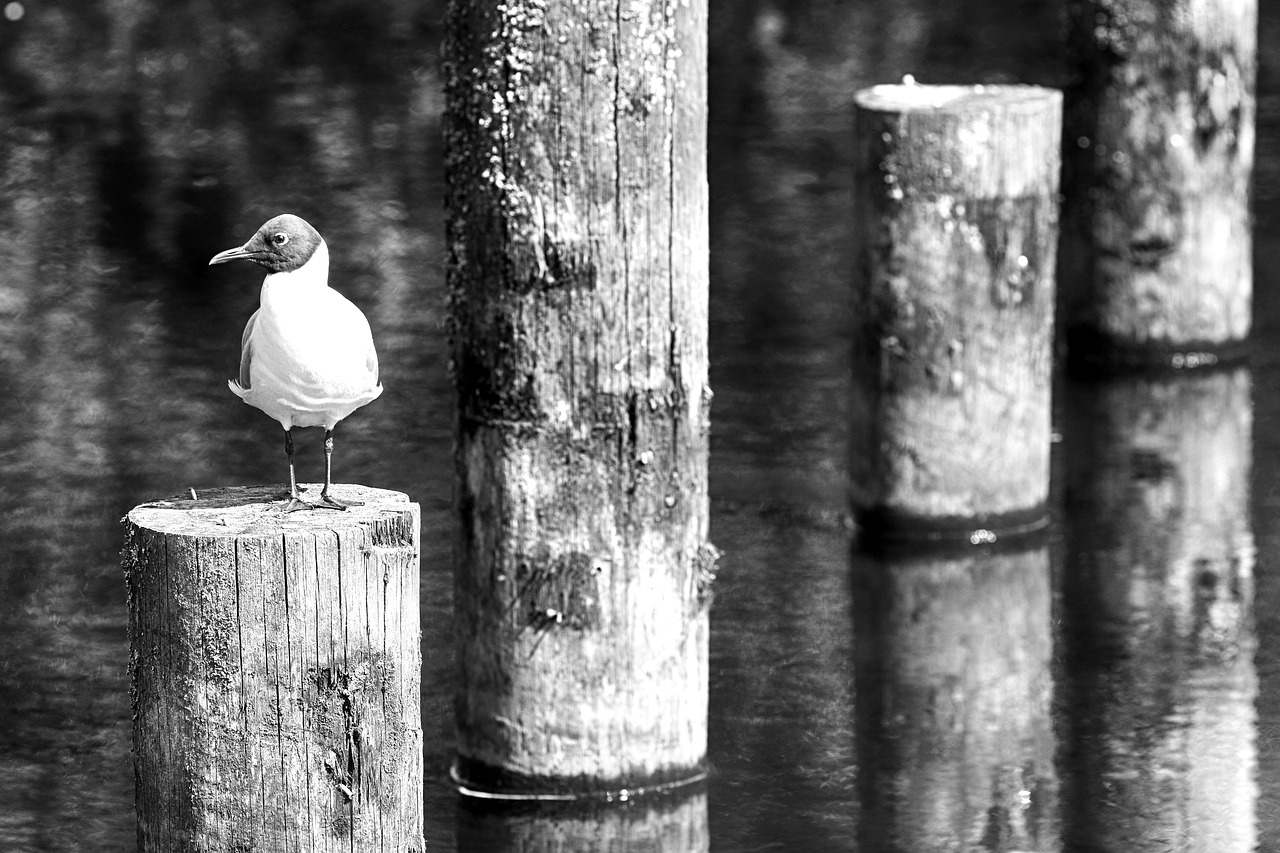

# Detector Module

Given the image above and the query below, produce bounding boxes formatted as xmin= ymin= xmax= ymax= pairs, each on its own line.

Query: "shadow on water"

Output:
xmin=0 ymin=0 xmax=1278 ymax=851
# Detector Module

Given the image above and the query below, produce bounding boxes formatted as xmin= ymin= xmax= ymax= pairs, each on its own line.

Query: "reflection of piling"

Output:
xmin=120 ymin=486 xmax=424 ymax=852
xmin=1060 ymin=0 xmax=1255 ymax=366
xmin=444 ymin=0 xmax=714 ymax=795
xmin=850 ymin=84 xmax=1061 ymax=542
xmin=1058 ymin=368 xmax=1256 ymax=851
xmin=854 ymin=540 xmax=1058 ymax=852
xmin=457 ymin=787 xmax=709 ymax=853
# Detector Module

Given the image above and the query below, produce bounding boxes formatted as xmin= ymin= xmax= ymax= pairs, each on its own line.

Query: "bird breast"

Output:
xmin=251 ymin=275 xmax=381 ymax=408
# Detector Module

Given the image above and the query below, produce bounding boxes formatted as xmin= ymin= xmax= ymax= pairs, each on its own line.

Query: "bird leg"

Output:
xmin=317 ymin=428 xmax=363 ymax=510
xmin=282 ymin=428 xmax=312 ymax=512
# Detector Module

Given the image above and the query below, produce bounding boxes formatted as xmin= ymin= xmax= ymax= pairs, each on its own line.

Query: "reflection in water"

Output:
xmin=854 ymin=541 xmax=1057 ymax=852
xmin=1057 ymin=368 xmax=1257 ymax=852
xmin=707 ymin=513 xmax=857 ymax=851
xmin=456 ymin=788 xmax=709 ymax=853
xmin=0 ymin=107 xmax=140 ymax=851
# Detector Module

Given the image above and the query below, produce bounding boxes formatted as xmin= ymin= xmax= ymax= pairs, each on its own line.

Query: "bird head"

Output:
xmin=208 ymin=214 xmax=324 ymax=274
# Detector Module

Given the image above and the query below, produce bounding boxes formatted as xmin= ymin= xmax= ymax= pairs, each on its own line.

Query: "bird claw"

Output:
xmin=282 ymin=498 xmax=315 ymax=513
xmin=277 ymin=495 xmax=352 ymax=513
xmin=317 ymin=493 xmax=362 ymax=510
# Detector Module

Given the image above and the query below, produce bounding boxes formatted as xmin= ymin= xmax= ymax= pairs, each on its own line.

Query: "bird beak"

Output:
xmin=209 ymin=244 xmax=260 ymax=266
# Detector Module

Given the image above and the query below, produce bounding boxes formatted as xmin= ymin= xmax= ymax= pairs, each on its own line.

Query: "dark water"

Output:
xmin=0 ymin=1 xmax=1274 ymax=850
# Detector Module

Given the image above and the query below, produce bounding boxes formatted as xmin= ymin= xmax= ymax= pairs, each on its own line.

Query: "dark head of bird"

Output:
xmin=208 ymin=214 xmax=323 ymax=274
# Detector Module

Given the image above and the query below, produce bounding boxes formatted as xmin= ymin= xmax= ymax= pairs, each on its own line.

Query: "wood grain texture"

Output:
xmin=1060 ymin=0 xmax=1255 ymax=362
xmin=444 ymin=0 xmax=714 ymax=793
xmin=850 ymin=84 xmax=1061 ymax=530
xmin=122 ymin=485 xmax=423 ymax=852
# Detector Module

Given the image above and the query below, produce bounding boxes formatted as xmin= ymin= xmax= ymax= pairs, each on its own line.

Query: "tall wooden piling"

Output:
xmin=1060 ymin=0 xmax=1256 ymax=367
xmin=444 ymin=0 xmax=714 ymax=795
xmin=850 ymin=84 xmax=1062 ymax=542
xmin=121 ymin=485 xmax=423 ymax=852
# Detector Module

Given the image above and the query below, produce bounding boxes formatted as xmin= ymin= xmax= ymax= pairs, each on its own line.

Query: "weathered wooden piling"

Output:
xmin=121 ymin=485 xmax=423 ymax=852
xmin=1058 ymin=368 xmax=1255 ymax=849
xmin=850 ymin=84 xmax=1062 ymax=542
xmin=1060 ymin=0 xmax=1256 ymax=367
xmin=444 ymin=0 xmax=714 ymax=796
xmin=853 ymin=540 xmax=1057 ymax=851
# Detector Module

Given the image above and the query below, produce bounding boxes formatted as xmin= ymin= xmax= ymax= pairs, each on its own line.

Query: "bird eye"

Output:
xmin=273 ymin=232 xmax=289 ymax=246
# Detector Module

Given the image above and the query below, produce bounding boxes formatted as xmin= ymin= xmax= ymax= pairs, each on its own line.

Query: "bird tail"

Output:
xmin=227 ymin=378 xmax=248 ymax=400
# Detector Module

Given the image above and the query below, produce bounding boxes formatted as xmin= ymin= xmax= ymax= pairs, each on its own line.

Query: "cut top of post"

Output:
xmin=854 ymin=83 xmax=1056 ymax=115
xmin=854 ymin=83 xmax=1063 ymax=200
xmin=125 ymin=484 xmax=416 ymax=542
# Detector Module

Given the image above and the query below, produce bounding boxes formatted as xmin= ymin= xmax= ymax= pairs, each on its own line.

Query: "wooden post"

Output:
xmin=850 ymin=84 xmax=1062 ymax=543
xmin=1060 ymin=0 xmax=1256 ymax=368
xmin=854 ymin=541 xmax=1058 ymax=851
xmin=443 ymin=0 xmax=714 ymax=796
xmin=121 ymin=485 xmax=423 ymax=852
xmin=1057 ymin=368 xmax=1255 ymax=849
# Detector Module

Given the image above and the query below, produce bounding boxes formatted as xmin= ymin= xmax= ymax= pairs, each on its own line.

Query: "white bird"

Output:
xmin=209 ymin=214 xmax=382 ymax=511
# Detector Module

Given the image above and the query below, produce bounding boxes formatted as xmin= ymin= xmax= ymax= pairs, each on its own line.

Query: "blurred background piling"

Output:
xmin=850 ymin=84 xmax=1061 ymax=543
xmin=1059 ymin=0 xmax=1256 ymax=368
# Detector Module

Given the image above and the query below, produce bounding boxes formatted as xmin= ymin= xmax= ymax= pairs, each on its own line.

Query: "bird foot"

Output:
xmin=318 ymin=492 xmax=362 ymax=510
xmin=278 ymin=496 xmax=352 ymax=512
xmin=273 ymin=485 xmax=360 ymax=512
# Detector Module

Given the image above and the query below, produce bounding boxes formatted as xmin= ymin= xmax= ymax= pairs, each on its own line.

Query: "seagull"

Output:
xmin=209 ymin=214 xmax=382 ymax=511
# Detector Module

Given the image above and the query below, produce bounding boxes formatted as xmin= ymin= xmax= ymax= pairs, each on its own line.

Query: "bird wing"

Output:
xmin=237 ymin=309 xmax=259 ymax=390
xmin=365 ymin=326 xmax=380 ymax=385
